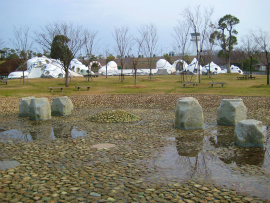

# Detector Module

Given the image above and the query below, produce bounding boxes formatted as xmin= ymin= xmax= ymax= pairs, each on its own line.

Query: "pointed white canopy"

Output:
xmin=202 ymin=62 xmax=222 ymax=74
xmin=185 ymin=58 xmax=203 ymax=74
xmin=98 ymin=61 xmax=118 ymax=74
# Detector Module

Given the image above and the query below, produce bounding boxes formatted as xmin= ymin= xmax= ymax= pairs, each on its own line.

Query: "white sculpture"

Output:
xmin=175 ymin=97 xmax=204 ymax=130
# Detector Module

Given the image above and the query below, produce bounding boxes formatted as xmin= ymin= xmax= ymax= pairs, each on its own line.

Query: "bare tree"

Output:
xmin=183 ymin=5 xmax=214 ymax=82
xmin=84 ymin=30 xmax=99 ymax=59
xmin=0 ymin=39 xmax=5 ymax=59
xmin=112 ymin=26 xmax=133 ymax=82
xmin=10 ymin=25 xmax=33 ymax=84
xmin=202 ymin=24 xmax=217 ymax=77
xmin=131 ymin=34 xmax=146 ymax=85
xmin=35 ymin=21 xmax=86 ymax=87
xmin=0 ymin=38 xmax=5 ymax=49
xmin=103 ymin=45 xmax=110 ymax=78
xmin=139 ymin=23 xmax=158 ymax=80
xmin=84 ymin=29 xmax=99 ymax=81
xmin=34 ymin=22 xmax=61 ymax=53
xmin=252 ymin=29 xmax=270 ymax=85
xmin=241 ymin=33 xmax=260 ymax=76
xmin=172 ymin=20 xmax=191 ymax=56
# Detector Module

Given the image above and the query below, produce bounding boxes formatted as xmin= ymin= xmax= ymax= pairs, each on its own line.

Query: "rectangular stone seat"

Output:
xmin=75 ymin=86 xmax=91 ymax=91
xmin=1 ymin=78 xmax=7 ymax=84
xmin=48 ymin=87 xmax=65 ymax=92
xmin=181 ymin=82 xmax=197 ymax=88
xmin=209 ymin=82 xmax=226 ymax=87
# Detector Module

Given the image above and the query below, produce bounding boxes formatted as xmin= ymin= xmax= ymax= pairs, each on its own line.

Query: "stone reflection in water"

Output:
xmin=53 ymin=124 xmax=72 ymax=138
xmin=29 ymin=125 xmax=55 ymax=141
xmin=176 ymin=133 xmax=203 ymax=157
xmin=0 ymin=125 xmax=86 ymax=142
xmin=209 ymin=125 xmax=235 ymax=148
xmin=209 ymin=125 xmax=266 ymax=166
xmin=235 ymin=148 xmax=266 ymax=166
xmin=0 ymin=129 xmax=33 ymax=142
xmin=176 ymin=133 xmax=211 ymax=179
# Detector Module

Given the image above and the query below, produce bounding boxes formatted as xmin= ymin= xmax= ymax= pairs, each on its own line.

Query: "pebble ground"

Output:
xmin=0 ymin=94 xmax=269 ymax=203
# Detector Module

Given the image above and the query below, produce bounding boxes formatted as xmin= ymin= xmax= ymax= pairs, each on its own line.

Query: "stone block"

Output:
xmin=175 ymin=97 xmax=204 ymax=130
xmin=51 ymin=96 xmax=73 ymax=116
xmin=29 ymin=98 xmax=51 ymax=121
xmin=18 ymin=96 xmax=35 ymax=117
xmin=217 ymin=99 xmax=247 ymax=126
xmin=234 ymin=119 xmax=265 ymax=148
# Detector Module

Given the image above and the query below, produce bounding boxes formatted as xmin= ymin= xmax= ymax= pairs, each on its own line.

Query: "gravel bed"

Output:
xmin=0 ymin=94 xmax=269 ymax=203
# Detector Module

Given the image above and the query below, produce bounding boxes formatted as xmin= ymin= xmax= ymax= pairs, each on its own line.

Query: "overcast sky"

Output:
xmin=0 ymin=0 xmax=269 ymax=56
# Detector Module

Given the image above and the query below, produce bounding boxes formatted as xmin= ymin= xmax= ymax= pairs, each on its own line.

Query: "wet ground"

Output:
xmin=0 ymin=94 xmax=270 ymax=203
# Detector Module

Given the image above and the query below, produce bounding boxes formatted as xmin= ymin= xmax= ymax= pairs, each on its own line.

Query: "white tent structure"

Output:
xmin=88 ymin=61 xmax=102 ymax=74
xmin=8 ymin=56 xmax=51 ymax=79
xmin=8 ymin=71 xmax=29 ymax=79
xmin=42 ymin=61 xmax=65 ymax=78
xmin=98 ymin=61 xmax=118 ymax=75
xmin=220 ymin=65 xmax=243 ymax=74
xmin=8 ymin=57 xmax=86 ymax=79
xmin=184 ymin=58 xmax=203 ymax=74
xmin=156 ymin=59 xmax=189 ymax=74
xmin=156 ymin=59 xmax=172 ymax=68
xmin=202 ymin=62 xmax=222 ymax=75
xmin=69 ymin=59 xmax=90 ymax=75
xmin=171 ymin=59 xmax=189 ymax=73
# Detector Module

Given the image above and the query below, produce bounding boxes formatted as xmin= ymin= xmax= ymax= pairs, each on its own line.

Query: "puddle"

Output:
xmin=0 ymin=126 xmax=87 ymax=142
xmin=142 ymin=123 xmax=270 ymax=200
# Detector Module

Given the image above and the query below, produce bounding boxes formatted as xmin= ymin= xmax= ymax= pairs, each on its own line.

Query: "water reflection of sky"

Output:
xmin=0 ymin=126 xmax=87 ymax=142
xmin=143 ymin=123 xmax=270 ymax=200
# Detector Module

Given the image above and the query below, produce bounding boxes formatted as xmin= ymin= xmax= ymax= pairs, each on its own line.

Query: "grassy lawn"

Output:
xmin=0 ymin=73 xmax=269 ymax=98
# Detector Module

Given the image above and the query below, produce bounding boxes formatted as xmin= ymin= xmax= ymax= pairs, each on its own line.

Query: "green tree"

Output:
xmin=211 ymin=14 xmax=240 ymax=73
xmin=50 ymin=35 xmax=74 ymax=86
xmin=163 ymin=54 xmax=172 ymax=64
xmin=106 ymin=54 xmax=115 ymax=63
xmin=5 ymin=48 xmax=19 ymax=59
xmin=35 ymin=22 xmax=87 ymax=86
xmin=181 ymin=55 xmax=191 ymax=64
